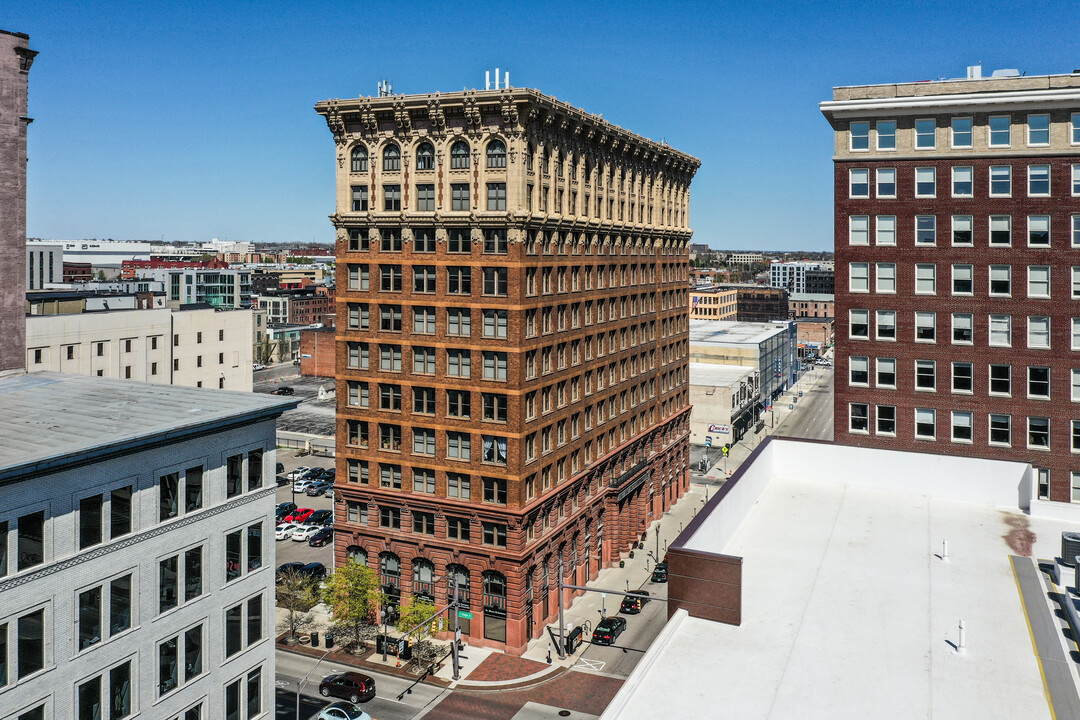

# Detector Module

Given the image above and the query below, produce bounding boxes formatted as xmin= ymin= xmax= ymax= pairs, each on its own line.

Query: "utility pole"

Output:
xmin=451 ymin=577 xmax=461 ymax=680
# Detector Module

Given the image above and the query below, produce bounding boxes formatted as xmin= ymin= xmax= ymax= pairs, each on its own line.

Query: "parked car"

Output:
xmin=306 ymin=481 xmax=333 ymax=497
xmin=299 ymin=562 xmax=327 ymax=581
xmin=651 ymin=562 xmax=669 ymax=583
xmin=591 ymin=616 xmax=627 ymax=646
xmin=308 ymin=526 xmax=334 ymax=547
xmin=620 ymin=590 xmax=651 ymax=614
xmin=272 ymin=386 xmax=295 ymax=395
xmin=275 ymin=523 xmax=301 ymax=540
xmin=286 ymin=466 xmax=310 ymax=481
xmin=319 ymin=672 xmax=376 ymax=704
xmin=277 ymin=501 xmax=297 ymax=516
xmin=276 ymin=462 xmax=285 ymax=474
xmin=293 ymin=477 xmax=318 ymax=492
xmin=284 ymin=508 xmax=315 ymax=524
xmin=276 ymin=562 xmax=305 ymax=581
xmin=308 ymin=509 xmax=333 ymax=525
xmin=291 ymin=525 xmax=321 ymax=543
xmin=316 ymin=701 xmax=371 ymax=720
xmin=253 ymin=363 xmax=266 ymax=371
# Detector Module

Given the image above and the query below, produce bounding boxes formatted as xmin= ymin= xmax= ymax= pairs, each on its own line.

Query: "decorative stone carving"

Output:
xmin=435 ymin=227 xmax=448 ymax=244
xmin=470 ymin=227 xmax=483 ymax=244
xmin=394 ymin=100 xmax=411 ymax=134
xmin=401 ymin=227 xmax=413 ymax=244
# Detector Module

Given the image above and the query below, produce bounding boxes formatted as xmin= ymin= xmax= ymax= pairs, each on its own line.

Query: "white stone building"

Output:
xmin=0 ymin=372 xmax=296 ymax=720
xmin=26 ymin=306 xmax=255 ymax=391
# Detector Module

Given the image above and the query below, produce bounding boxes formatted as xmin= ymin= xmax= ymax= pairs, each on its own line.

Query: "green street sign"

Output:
xmin=457 ymin=611 xmax=473 ymax=619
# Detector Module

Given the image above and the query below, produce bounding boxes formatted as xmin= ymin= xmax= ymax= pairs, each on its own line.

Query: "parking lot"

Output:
xmin=274 ymin=452 xmax=337 ymax=570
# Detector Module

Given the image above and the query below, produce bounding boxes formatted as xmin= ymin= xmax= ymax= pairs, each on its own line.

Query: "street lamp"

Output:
xmin=296 ymin=647 xmax=333 ymax=720
xmin=380 ymin=608 xmax=389 ymax=662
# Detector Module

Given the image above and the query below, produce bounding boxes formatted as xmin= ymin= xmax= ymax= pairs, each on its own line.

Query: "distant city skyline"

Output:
xmin=5 ymin=0 xmax=1077 ymax=251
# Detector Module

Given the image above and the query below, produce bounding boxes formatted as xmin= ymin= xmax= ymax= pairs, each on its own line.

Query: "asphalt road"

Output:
xmin=275 ymin=649 xmax=447 ymax=720
xmin=778 ymin=366 xmax=834 ymax=441
xmin=571 ymin=575 xmax=670 ymax=678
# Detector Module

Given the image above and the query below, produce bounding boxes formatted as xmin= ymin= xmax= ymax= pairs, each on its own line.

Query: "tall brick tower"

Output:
xmin=316 ymin=86 xmax=699 ymax=652
xmin=0 ymin=30 xmax=35 ymax=375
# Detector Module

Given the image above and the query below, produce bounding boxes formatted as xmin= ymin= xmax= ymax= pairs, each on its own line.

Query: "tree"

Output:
xmin=257 ymin=336 xmax=276 ymax=365
xmin=323 ymin=559 xmax=384 ymax=652
xmin=395 ymin=597 xmax=445 ymax=671
xmin=276 ymin=570 xmax=317 ymax=643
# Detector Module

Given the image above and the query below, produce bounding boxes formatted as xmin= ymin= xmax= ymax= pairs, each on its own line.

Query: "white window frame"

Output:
xmin=849 ymin=403 xmax=870 ymax=434
xmin=876 ymin=405 xmax=897 ymax=436
xmin=914 ymin=408 xmax=936 ymax=440
xmin=1074 ymin=215 xmax=1080 ymax=248
xmin=914 ymin=311 xmax=936 ymax=343
xmin=988 ymin=413 xmax=1012 ymax=447
xmin=989 ymin=165 xmax=1011 ymax=197
xmin=952 ymin=313 xmax=973 ymax=345
xmin=849 ymin=309 xmax=870 ymax=339
xmin=1073 ymin=164 xmax=1080 ymax=196
xmin=1073 ymin=267 xmax=1080 ymax=299
xmin=952 ymin=361 xmax=974 ymax=394
xmin=915 ymin=359 xmax=936 ymax=392
xmin=951 ymin=411 xmax=973 ymax=444
xmin=1073 ymin=318 xmax=1080 ymax=351
xmin=1027 ymin=113 xmax=1050 ymax=147
xmin=1072 ymin=472 xmax=1080 ymax=502
xmin=915 ymin=215 xmax=936 ymax=245
xmin=915 ymin=263 xmax=936 ymax=295
xmin=1072 ymin=112 xmax=1080 ymax=145
xmin=951 ymin=215 xmax=973 ymax=246
xmin=876 ymin=357 xmax=897 ymax=388
xmin=989 ymin=115 xmax=1011 ymax=147
xmin=876 ymin=120 xmax=897 ymax=151
xmin=989 ymin=264 xmax=1011 ymax=296
xmin=875 ymin=310 xmax=896 ymax=341
xmin=876 ymin=168 xmax=896 ymax=198
xmin=914 ymin=167 xmax=936 ymax=198
xmin=849 ymin=169 xmax=870 ymax=198
xmin=875 ymin=216 xmax=896 ymax=246
xmin=951 ymin=264 xmax=973 ymax=296
xmin=849 ymin=263 xmax=869 ymax=293
xmin=989 ymin=314 xmax=1012 ymax=347
xmin=990 ymin=215 xmax=1012 ymax=246
xmin=915 ymin=118 xmax=936 ymax=149
xmin=1027 ymin=416 xmax=1050 ymax=450
xmin=849 ymin=356 xmax=870 ymax=387
xmin=849 ymin=215 xmax=869 ymax=245
xmin=876 ymin=262 xmax=896 ymax=293
xmin=1028 ymin=164 xmax=1051 ymax=197
xmin=951 ymin=116 xmax=973 ymax=148
xmin=1028 ymin=215 xmax=1050 ymax=247
xmin=1027 ymin=316 xmax=1051 ymax=349
xmin=951 ymin=166 xmax=973 ymax=197
xmin=850 ymin=121 xmax=869 ymax=151
xmin=1072 ymin=369 xmax=1080 ymax=402
xmin=1027 ymin=266 xmax=1051 ymax=299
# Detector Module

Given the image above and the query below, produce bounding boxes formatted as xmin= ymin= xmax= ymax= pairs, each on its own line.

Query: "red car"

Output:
xmin=284 ymin=508 xmax=314 ymax=523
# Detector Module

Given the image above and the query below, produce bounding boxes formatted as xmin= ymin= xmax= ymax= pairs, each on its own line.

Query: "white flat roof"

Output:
xmin=603 ymin=439 xmax=1078 ymax=720
xmin=689 ymin=362 xmax=754 ymax=387
xmin=689 ymin=319 xmax=788 ymax=346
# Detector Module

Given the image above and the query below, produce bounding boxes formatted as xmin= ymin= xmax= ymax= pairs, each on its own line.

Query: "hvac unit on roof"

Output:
xmin=1061 ymin=531 xmax=1080 ymax=566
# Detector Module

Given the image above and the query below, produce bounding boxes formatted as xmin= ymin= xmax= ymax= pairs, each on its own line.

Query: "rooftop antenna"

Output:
xmin=485 ymin=68 xmax=510 ymax=90
xmin=377 ymin=79 xmax=393 ymax=97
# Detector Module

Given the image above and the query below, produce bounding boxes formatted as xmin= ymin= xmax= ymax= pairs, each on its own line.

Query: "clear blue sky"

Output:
xmin=4 ymin=1 xmax=1077 ymax=251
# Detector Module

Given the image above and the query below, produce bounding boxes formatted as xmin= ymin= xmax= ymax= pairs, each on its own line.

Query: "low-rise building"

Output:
xmin=26 ymin=244 xmax=63 ymax=290
xmin=788 ymin=292 xmax=834 ymax=319
xmin=298 ymin=327 xmax=334 ymax=377
xmin=727 ymin=285 xmax=788 ymax=322
xmin=136 ymin=268 xmax=253 ymax=309
xmin=0 ymin=372 xmax=296 ymax=720
xmin=794 ymin=317 xmax=834 ymax=356
xmin=804 ymin=267 xmax=834 ymax=294
xmin=253 ymin=287 xmax=334 ymax=325
xmin=727 ymin=252 xmax=764 ymax=265
xmin=689 ymin=362 xmax=759 ymax=444
xmin=26 ymin=305 xmax=254 ymax=391
xmin=120 ymin=258 xmax=230 ymax=279
xmin=769 ymin=261 xmax=825 ymax=294
xmin=63 ymin=262 xmax=93 ymax=283
xmin=689 ymin=287 xmax=738 ymax=320
xmin=689 ymin=319 xmax=797 ymax=402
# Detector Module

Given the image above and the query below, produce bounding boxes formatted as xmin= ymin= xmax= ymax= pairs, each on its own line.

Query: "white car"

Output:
xmin=275 ymin=523 xmax=300 ymax=540
xmin=291 ymin=525 xmax=321 ymax=542
xmin=286 ymin=466 xmax=310 ymax=481
xmin=253 ymin=363 xmax=266 ymax=371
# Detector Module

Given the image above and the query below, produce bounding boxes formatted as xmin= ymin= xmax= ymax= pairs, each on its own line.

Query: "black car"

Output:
xmin=299 ymin=562 xmax=326 ymax=581
xmin=651 ymin=562 xmax=668 ymax=583
xmin=591 ymin=616 xmax=627 ymax=646
xmin=276 ymin=562 xmax=305 ymax=582
xmin=308 ymin=509 xmax=333 ymax=525
xmin=308 ymin=526 xmax=334 ymax=547
xmin=620 ymin=590 xmax=650 ymax=614
xmin=276 ymin=462 xmax=285 ymax=474
xmin=276 ymin=502 xmax=298 ymax=521
xmin=319 ymin=672 xmax=376 ymax=703
xmin=272 ymin=386 xmax=295 ymax=396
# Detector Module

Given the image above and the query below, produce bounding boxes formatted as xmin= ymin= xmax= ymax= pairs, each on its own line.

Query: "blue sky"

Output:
xmin=4 ymin=1 xmax=1077 ymax=251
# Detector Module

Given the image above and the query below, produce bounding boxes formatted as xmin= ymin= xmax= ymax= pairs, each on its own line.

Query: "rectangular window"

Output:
xmin=876 ymin=263 xmax=896 ymax=293
xmin=915 ymin=312 xmax=936 ymax=342
xmin=482 ymin=522 xmax=508 ymax=547
xmin=849 ymin=356 xmax=869 ymax=385
xmin=876 ymin=405 xmax=896 ymax=435
xmin=951 ymin=216 xmax=972 ymax=246
xmin=989 ymin=165 xmax=1011 ymax=196
xmin=915 ymin=167 xmax=936 ymax=197
xmin=849 ymin=262 xmax=869 ymax=293
xmin=989 ymin=414 xmax=1011 ymax=445
xmin=1029 ymin=417 xmax=1050 ymax=449
xmin=1073 ymin=113 xmax=1080 ymax=145
xmin=447 ymin=308 xmax=471 ymax=336
xmin=1029 ymin=164 xmax=1051 ymax=196
xmin=1028 ymin=114 xmax=1050 ymax=146
xmin=1074 ymin=165 xmax=1080 ymax=196
xmin=915 ymin=215 xmax=936 ymax=245
xmin=915 ymin=408 xmax=936 ymax=439
xmin=877 ymin=120 xmax=896 ymax=150
xmin=850 ymin=403 xmax=869 ymax=433
xmin=990 ymin=364 xmax=1011 ymax=395
xmin=915 ymin=359 xmax=936 ymax=391
xmin=447 ymin=432 xmax=471 ymax=461
xmin=1028 ymin=316 xmax=1050 ymax=349
xmin=447 ymin=349 xmax=471 ymax=378
xmin=383 ymin=184 xmax=401 ymax=211
xmin=952 ymin=264 xmax=973 ymax=294
xmin=952 ymin=166 xmax=973 ymax=197
xmin=849 ymin=169 xmax=869 ymax=198
xmin=989 ymin=314 xmax=1012 ymax=346
xmin=876 ymin=310 xmax=895 ymax=340
xmin=79 ymin=495 xmax=103 ymax=550
xmin=989 ymin=215 xmax=1011 ymax=246
xmin=850 ymin=121 xmax=869 ymax=151
xmin=447 ymin=473 xmax=471 ymax=500
xmin=849 ymin=215 xmax=869 ymax=245
xmin=447 ymin=266 xmax=472 ymax=294
xmin=416 ymin=184 xmax=434 ymax=211
xmin=849 ymin=309 xmax=869 ymax=338
xmin=483 ymin=309 xmax=508 ymax=338
xmin=952 ymin=362 xmax=973 ymax=393
xmin=78 ymin=586 xmax=102 ymax=651
xmin=876 ymin=358 xmax=896 ymax=387
xmin=351 ymin=186 xmax=368 ymax=212
xmin=486 ymin=183 xmax=507 ymax=211
xmin=876 ymin=168 xmax=896 ymax=198
xmin=875 ymin=215 xmax=896 ymax=245
xmin=483 ymin=351 xmax=508 ymax=380
xmin=1073 ymin=318 xmax=1080 ymax=351
xmin=412 ymin=469 xmax=436 ymax=495
xmin=446 ymin=389 xmax=471 ymax=418
xmin=951 ymin=117 xmax=972 ymax=148
xmin=1073 ymin=369 xmax=1080 ymax=402
xmin=989 ymin=115 xmax=1011 ymax=147
xmin=951 ymin=412 xmax=973 ymax=443
xmin=1028 ymin=366 xmax=1050 ymax=398
xmin=989 ymin=265 xmax=1011 ymax=296
xmin=451 ymin=183 xmax=469 ymax=211
xmin=915 ymin=264 xmax=936 ymax=294
xmin=482 ymin=267 xmax=508 ymax=296
xmin=1028 ymin=266 xmax=1051 ymax=298
xmin=413 ymin=428 xmax=436 ymax=456
xmin=952 ymin=313 xmax=973 ymax=344
xmin=915 ymin=118 xmax=936 ymax=149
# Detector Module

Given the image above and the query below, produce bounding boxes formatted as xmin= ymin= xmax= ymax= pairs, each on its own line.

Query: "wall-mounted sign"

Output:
xmin=707 ymin=424 xmax=731 ymax=434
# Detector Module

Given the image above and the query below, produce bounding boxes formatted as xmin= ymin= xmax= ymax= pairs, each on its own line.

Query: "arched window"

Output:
xmin=346 ymin=545 xmax=367 ymax=565
xmin=412 ymin=558 xmax=435 ymax=601
xmin=351 ymin=145 xmax=369 ymax=173
xmin=416 ymin=142 xmax=434 ymax=171
xmin=379 ymin=552 xmax=401 ymax=591
xmin=486 ymin=140 xmax=506 ymax=169
xmin=383 ymin=143 xmax=401 ymax=172
xmin=450 ymin=141 xmax=470 ymax=170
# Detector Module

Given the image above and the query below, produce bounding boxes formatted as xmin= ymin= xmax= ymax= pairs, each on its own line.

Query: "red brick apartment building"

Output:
xmin=822 ymin=67 xmax=1080 ymax=502
xmin=316 ymin=87 xmax=699 ymax=652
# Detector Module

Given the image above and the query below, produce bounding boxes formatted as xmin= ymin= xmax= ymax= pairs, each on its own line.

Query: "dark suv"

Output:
xmin=620 ymin=590 xmax=650 ymax=614
xmin=272 ymin=386 xmax=295 ymax=396
xmin=651 ymin=562 xmax=668 ymax=583
xmin=319 ymin=672 xmax=376 ymax=703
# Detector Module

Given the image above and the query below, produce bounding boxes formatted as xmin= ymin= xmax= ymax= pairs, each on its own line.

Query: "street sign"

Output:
xmin=455 ymin=628 xmax=462 ymax=642
xmin=722 ymin=446 xmax=729 ymax=457
xmin=397 ymin=639 xmax=405 ymax=655
xmin=301 ymin=353 xmax=313 ymax=358
xmin=704 ymin=436 xmax=712 ymax=447
xmin=457 ymin=610 xmax=473 ymax=619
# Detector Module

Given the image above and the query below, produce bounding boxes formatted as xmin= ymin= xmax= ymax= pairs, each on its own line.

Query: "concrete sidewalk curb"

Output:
xmin=451 ymin=665 xmax=567 ymax=692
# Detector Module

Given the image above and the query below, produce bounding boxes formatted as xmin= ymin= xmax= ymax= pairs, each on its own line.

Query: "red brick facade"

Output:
xmin=826 ymin=94 xmax=1080 ymax=502
xmin=318 ymin=88 xmax=699 ymax=653
xmin=299 ymin=329 xmax=335 ymax=378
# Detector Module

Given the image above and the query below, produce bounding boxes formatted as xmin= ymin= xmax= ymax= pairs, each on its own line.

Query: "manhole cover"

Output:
xmin=558 ymin=712 xmax=571 ymax=718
